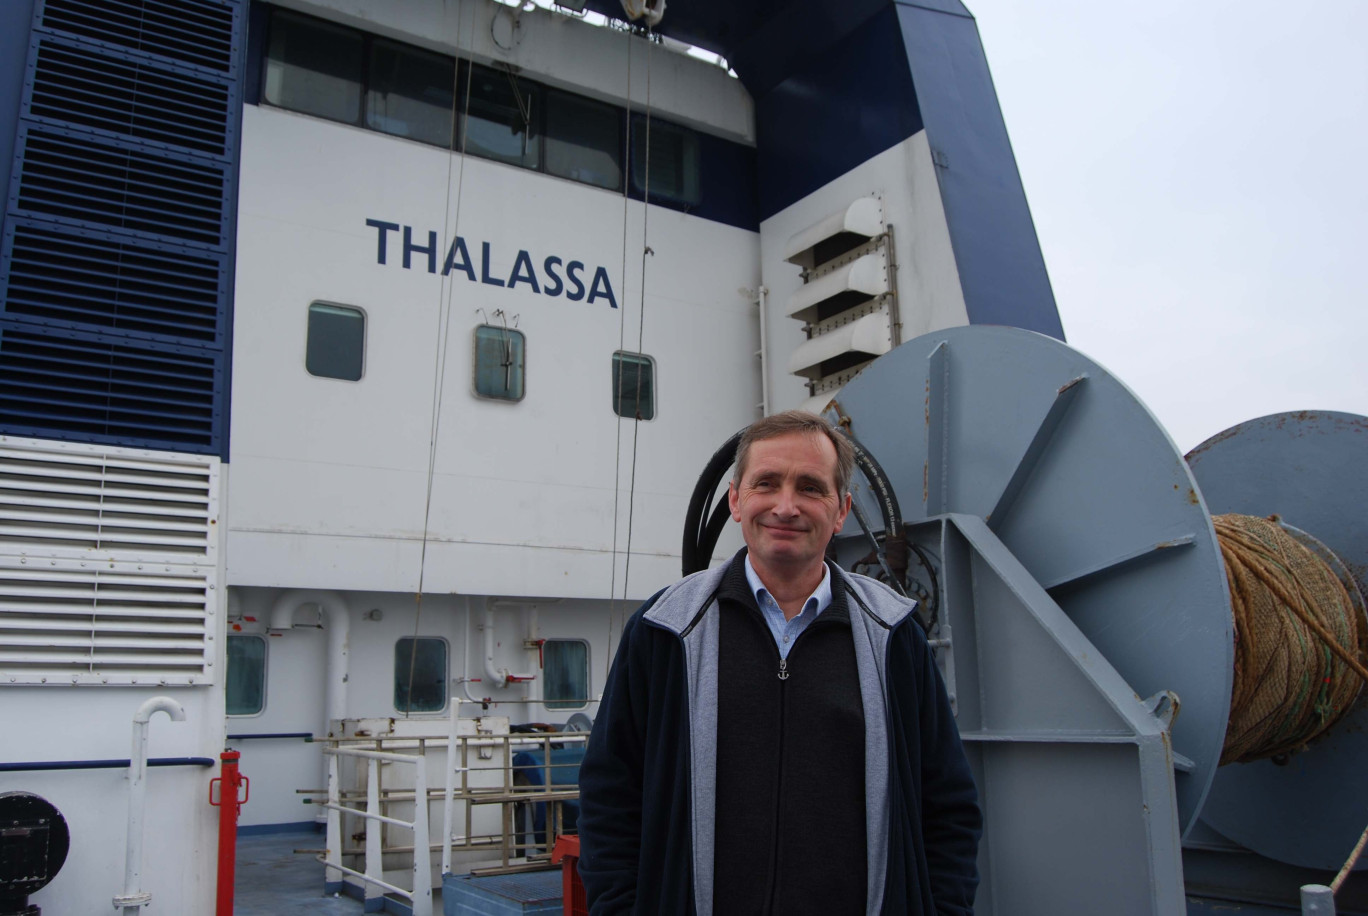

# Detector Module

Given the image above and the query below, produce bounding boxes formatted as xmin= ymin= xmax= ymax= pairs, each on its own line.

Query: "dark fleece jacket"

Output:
xmin=577 ymin=551 xmax=981 ymax=915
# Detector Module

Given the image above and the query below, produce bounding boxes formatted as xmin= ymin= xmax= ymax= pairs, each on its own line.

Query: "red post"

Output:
xmin=209 ymin=749 xmax=249 ymax=916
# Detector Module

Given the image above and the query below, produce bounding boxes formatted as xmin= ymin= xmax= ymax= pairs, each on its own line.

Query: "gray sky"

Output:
xmin=969 ymin=0 xmax=1368 ymax=451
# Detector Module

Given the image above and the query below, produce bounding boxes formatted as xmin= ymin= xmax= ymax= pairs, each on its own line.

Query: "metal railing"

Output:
xmin=313 ymin=728 xmax=585 ymax=906
xmin=321 ymin=745 xmax=433 ymax=916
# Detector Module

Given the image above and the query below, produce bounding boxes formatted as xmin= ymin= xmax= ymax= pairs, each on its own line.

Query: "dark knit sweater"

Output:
xmin=713 ymin=558 xmax=867 ymax=915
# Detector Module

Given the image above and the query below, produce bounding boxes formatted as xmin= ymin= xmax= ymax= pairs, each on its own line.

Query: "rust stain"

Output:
xmin=1186 ymin=488 xmax=1199 ymax=506
xmin=1057 ymin=374 xmax=1085 ymax=394
xmin=1185 ymin=422 xmax=1244 ymax=461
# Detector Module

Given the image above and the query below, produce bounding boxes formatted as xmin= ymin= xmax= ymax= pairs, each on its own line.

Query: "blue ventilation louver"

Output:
xmin=39 ymin=0 xmax=236 ymax=74
xmin=0 ymin=0 xmax=244 ymax=457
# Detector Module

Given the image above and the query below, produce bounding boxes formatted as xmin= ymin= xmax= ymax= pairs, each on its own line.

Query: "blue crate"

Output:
xmin=443 ymin=870 xmax=563 ymax=916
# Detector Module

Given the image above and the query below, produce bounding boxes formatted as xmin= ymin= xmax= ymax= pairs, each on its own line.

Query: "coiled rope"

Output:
xmin=1216 ymin=513 xmax=1368 ymax=764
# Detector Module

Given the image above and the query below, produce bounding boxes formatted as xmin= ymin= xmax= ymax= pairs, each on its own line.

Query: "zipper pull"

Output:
xmin=778 ymin=658 xmax=789 ymax=681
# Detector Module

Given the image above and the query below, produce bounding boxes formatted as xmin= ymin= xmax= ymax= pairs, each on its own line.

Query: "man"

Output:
xmin=578 ymin=411 xmax=981 ymax=915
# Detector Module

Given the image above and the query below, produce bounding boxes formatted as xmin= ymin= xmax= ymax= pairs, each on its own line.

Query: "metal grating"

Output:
xmin=2 ymin=221 xmax=223 ymax=344
xmin=2 ymin=0 xmax=242 ymax=460
xmin=0 ymin=435 xmax=218 ymax=685
xmin=31 ymin=37 xmax=232 ymax=156
xmin=15 ymin=128 xmax=228 ymax=248
xmin=0 ymin=325 xmax=220 ymax=451
xmin=39 ymin=0 xmax=236 ymax=74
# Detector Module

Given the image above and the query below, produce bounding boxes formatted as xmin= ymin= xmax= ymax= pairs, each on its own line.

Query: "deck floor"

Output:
xmin=235 ymin=828 xmax=386 ymax=915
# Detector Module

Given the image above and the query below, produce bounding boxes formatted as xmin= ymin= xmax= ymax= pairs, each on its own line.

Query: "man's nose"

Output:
xmin=772 ymin=485 xmax=800 ymax=517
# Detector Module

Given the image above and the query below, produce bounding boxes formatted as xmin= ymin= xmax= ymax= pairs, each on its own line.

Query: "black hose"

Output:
xmin=682 ymin=431 xmax=742 ymax=575
xmin=848 ymin=437 xmax=902 ymax=541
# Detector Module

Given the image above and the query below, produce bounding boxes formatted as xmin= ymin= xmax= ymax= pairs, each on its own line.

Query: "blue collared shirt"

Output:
xmin=743 ymin=555 xmax=834 ymax=660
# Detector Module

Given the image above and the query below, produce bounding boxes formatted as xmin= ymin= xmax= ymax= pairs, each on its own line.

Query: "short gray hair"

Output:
xmin=733 ymin=410 xmax=855 ymax=497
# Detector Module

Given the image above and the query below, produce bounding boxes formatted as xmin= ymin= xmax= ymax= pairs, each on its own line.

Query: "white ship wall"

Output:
xmin=759 ymin=131 xmax=969 ymax=411
xmin=227 ymin=587 xmax=622 ymax=829
xmin=229 ymin=106 xmax=760 ymax=602
xmin=225 ymin=16 xmax=761 ymax=832
xmin=2 ymin=686 xmax=221 ymax=914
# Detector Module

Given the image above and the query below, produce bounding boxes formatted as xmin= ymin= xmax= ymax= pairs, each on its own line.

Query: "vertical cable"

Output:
xmin=407 ymin=6 xmax=476 ymax=715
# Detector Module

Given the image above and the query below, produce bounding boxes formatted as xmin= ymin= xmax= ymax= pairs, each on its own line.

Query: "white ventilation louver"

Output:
xmin=783 ymin=197 xmax=885 ymax=270
xmin=787 ymin=312 xmax=892 ymax=379
xmin=781 ymin=195 xmax=900 ymax=407
xmin=0 ymin=436 xmax=220 ymax=686
xmin=784 ymin=252 xmax=888 ymax=324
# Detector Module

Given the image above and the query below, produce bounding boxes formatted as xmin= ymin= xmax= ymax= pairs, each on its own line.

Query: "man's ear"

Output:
xmin=728 ymin=480 xmax=742 ymax=522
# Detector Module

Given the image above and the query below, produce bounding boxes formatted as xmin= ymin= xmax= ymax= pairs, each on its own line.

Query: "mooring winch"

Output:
xmin=686 ymin=325 xmax=1368 ymax=915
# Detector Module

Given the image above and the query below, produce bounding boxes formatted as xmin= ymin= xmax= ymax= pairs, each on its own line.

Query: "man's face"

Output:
xmin=728 ymin=431 xmax=851 ymax=579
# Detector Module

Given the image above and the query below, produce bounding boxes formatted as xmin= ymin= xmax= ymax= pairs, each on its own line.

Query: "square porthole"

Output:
xmin=306 ymin=302 xmax=365 ymax=381
xmin=474 ymin=324 xmax=525 ymax=401
xmin=395 ymin=637 xmax=447 ymax=713
xmin=612 ymin=351 xmax=655 ymax=420
xmin=226 ymin=635 xmax=266 ymax=716
xmin=543 ymin=639 xmax=589 ymax=710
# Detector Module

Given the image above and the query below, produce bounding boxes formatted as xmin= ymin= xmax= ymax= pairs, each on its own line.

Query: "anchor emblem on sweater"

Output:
xmin=778 ymin=658 xmax=789 ymax=681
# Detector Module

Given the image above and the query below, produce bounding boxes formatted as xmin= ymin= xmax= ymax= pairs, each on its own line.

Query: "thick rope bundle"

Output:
xmin=1217 ymin=513 xmax=1368 ymax=765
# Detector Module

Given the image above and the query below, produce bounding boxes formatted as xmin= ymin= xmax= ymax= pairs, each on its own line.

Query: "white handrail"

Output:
xmin=116 ymin=697 xmax=185 ymax=915
xmin=322 ymin=746 xmax=433 ymax=916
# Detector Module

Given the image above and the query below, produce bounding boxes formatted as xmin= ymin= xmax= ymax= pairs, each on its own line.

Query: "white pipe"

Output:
xmin=116 ymin=697 xmax=186 ymax=914
xmin=483 ymin=607 xmax=536 ymax=689
xmin=325 ymin=754 xmax=342 ymax=891
xmin=365 ymin=758 xmax=383 ymax=908
xmin=441 ymin=688 xmax=458 ymax=876
xmin=411 ymin=755 xmax=433 ymax=916
xmin=527 ymin=607 xmax=540 ymax=706
xmin=269 ymin=590 xmax=350 ymax=726
xmin=756 ymin=285 xmax=770 ymax=416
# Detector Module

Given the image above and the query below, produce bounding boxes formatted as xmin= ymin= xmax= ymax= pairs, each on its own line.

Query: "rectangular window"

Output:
xmin=463 ymin=64 xmax=540 ymax=170
xmin=612 ymin=351 xmax=655 ymax=420
xmin=227 ymin=635 xmax=266 ymax=716
xmin=631 ymin=118 xmax=700 ymax=205
xmin=366 ymin=38 xmax=456 ymax=147
xmin=546 ymin=90 xmax=622 ymax=191
xmin=306 ymin=302 xmax=365 ymax=381
xmin=543 ymin=640 xmax=589 ymax=710
xmin=263 ymin=10 xmax=364 ymax=125
xmin=395 ymin=637 xmax=447 ymax=713
xmin=473 ymin=324 xmax=526 ymax=401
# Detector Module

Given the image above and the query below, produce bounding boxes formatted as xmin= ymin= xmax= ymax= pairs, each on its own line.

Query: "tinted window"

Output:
xmin=631 ymin=118 xmax=699 ymax=205
xmin=306 ymin=303 xmax=365 ymax=381
xmin=473 ymin=325 xmax=525 ymax=401
xmin=264 ymin=10 xmax=363 ymax=124
xmin=226 ymin=635 xmax=266 ymax=716
xmin=395 ymin=637 xmax=447 ymax=713
xmin=612 ymin=351 xmax=655 ymax=420
xmin=464 ymin=64 xmax=540 ymax=169
xmin=544 ymin=639 xmax=589 ymax=710
xmin=367 ymin=38 xmax=456 ymax=147
xmin=546 ymin=90 xmax=622 ymax=190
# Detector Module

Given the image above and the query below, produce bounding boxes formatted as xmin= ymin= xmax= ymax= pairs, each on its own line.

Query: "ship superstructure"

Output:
xmin=0 ymin=0 xmax=1061 ymax=911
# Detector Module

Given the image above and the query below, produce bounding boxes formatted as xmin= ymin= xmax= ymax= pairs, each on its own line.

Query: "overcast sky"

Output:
xmin=967 ymin=0 xmax=1368 ymax=452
